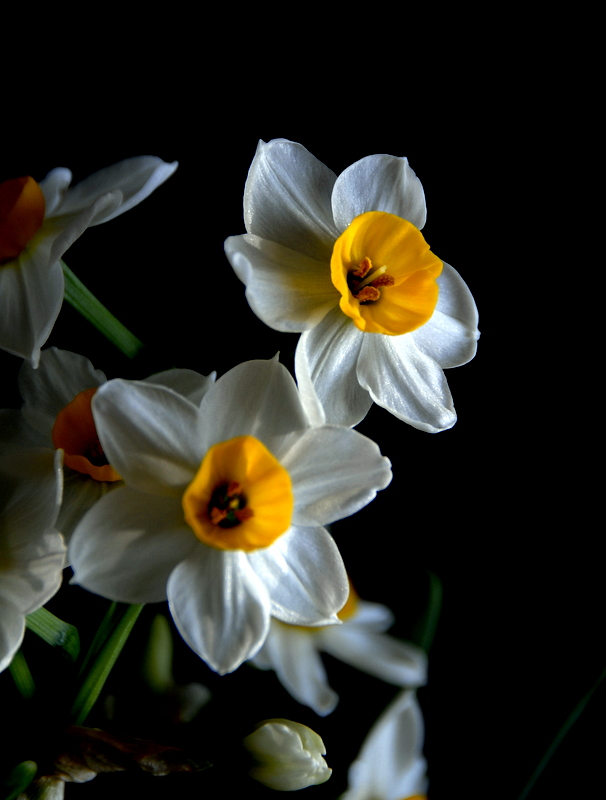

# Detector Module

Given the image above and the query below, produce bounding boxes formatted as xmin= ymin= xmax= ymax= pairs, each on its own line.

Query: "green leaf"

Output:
xmin=412 ymin=570 xmax=443 ymax=654
xmin=70 ymin=603 xmax=144 ymax=725
xmin=25 ymin=607 xmax=80 ymax=662
xmin=2 ymin=761 xmax=37 ymax=800
xmin=8 ymin=650 xmax=36 ymax=699
xmin=61 ymin=260 xmax=144 ymax=359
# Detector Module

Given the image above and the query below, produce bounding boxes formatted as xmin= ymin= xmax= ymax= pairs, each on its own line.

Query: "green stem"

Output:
xmin=8 ymin=650 xmax=36 ymax=700
xmin=414 ymin=570 xmax=443 ymax=654
xmin=70 ymin=603 xmax=144 ymax=725
xmin=61 ymin=260 xmax=144 ymax=359
xmin=1 ymin=761 xmax=37 ymax=800
xmin=77 ymin=601 xmax=120 ymax=679
xmin=25 ymin=607 xmax=80 ymax=662
xmin=518 ymin=664 xmax=606 ymax=799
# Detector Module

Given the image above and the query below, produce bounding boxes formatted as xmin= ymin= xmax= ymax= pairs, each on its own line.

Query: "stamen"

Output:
xmin=354 ymin=286 xmax=381 ymax=303
xmin=357 ymin=264 xmax=388 ymax=290
xmin=208 ymin=482 xmax=254 ymax=529
xmin=351 ymin=256 xmax=373 ymax=279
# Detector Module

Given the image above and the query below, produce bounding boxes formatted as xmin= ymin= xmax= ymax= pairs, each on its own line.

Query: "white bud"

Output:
xmin=243 ymin=718 xmax=332 ymax=791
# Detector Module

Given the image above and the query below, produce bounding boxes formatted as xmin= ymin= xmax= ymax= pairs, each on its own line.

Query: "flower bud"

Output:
xmin=243 ymin=719 xmax=331 ymax=791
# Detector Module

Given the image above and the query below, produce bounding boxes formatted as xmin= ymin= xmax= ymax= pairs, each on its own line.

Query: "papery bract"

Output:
xmin=0 ymin=156 xmax=177 ymax=366
xmin=225 ymin=139 xmax=479 ymax=432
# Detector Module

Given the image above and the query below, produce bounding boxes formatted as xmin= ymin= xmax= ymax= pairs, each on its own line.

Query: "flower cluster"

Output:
xmin=1 ymin=143 xmax=479 ymax=796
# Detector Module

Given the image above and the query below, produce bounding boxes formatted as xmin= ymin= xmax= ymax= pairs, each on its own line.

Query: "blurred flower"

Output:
xmin=0 ymin=447 xmax=65 ymax=672
xmin=0 ymin=347 xmax=213 ymax=544
xmin=69 ymin=357 xmax=392 ymax=674
xmin=225 ymin=139 xmax=479 ymax=432
xmin=251 ymin=585 xmax=427 ymax=716
xmin=244 ymin=718 xmax=331 ymax=791
xmin=340 ymin=690 xmax=428 ymax=800
xmin=0 ymin=156 xmax=177 ymax=366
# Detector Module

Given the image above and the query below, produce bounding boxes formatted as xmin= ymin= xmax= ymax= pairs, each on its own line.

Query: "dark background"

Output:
xmin=1 ymin=57 xmax=602 ymax=799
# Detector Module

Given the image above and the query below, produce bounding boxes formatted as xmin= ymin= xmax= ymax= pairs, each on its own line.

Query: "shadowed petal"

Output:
xmin=282 ymin=427 xmax=391 ymax=527
xmin=247 ymin=526 xmax=348 ymax=626
xmin=412 ymin=262 xmax=480 ymax=367
xmin=295 ymin=307 xmax=372 ymax=428
xmin=93 ymin=380 xmax=201 ymax=495
xmin=332 ymin=155 xmax=427 ymax=232
xmin=244 ymin=140 xmax=339 ymax=262
xmin=168 ymin=547 xmax=270 ymax=674
xmin=225 ymin=234 xmax=337 ymax=332
xmin=358 ymin=332 xmax=456 ymax=432
xmin=252 ymin=623 xmax=339 ymax=716
xmin=69 ymin=487 xmax=195 ymax=603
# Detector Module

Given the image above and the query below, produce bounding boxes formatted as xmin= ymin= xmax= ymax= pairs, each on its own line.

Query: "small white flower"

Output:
xmin=225 ymin=139 xmax=479 ymax=432
xmin=341 ymin=690 xmax=428 ymax=800
xmin=243 ymin=718 xmax=331 ymax=791
xmin=251 ymin=587 xmax=427 ymax=716
xmin=69 ymin=357 xmax=392 ymax=674
xmin=0 ymin=156 xmax=177 ymax=366
xmin=0 ymin=448 xmax=66 ymax=673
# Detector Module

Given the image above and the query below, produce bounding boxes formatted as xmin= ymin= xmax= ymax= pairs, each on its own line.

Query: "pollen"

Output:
xmin=182 ymin=436 xmax=293 ymax=552
xmin=0 ymin=176 xmax=46 ymax=264
xmin=51 ymin=388 xmax=122 ymax=482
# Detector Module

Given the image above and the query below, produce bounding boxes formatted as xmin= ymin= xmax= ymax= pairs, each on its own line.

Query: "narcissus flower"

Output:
xmin=244 ymin=719 xmax=331 ymax=791
xmin=69 ymin=358 xmax=392 ymax=674
xmin=0 ymin=156 xmax=177 ymax=366
xmin=251 ymin=584 xmax=427 ymax=716
xmin=0 ymin=347 xmax=214 ymax=543
xmin=225 ymin=139 xmax=479 ymax=432
xmin=340 ymin=690 xmax=428 ymax=800
xmin=0 ymin=448 xmax=66 ymax=672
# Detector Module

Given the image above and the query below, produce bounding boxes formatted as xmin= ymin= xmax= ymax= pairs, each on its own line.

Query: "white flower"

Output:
xmin=341 ymin=690 xmax=428 ymax=800
xmin=0 ymin=448 xmax=66 ymax=672
xmin=224 ymin=139 xmax=479 ymax=432
xmin=69 ymin=357 xmax=392 ymax=674
xmin=243 ymin=718 xmax=331 ymax=791
xmin=251 ymin=587 xmax=427 ymax=716
xmin=0 ymin=156 xmax=177 ymax=367
xmin=0 ymin=347 xmax=213 ymax=544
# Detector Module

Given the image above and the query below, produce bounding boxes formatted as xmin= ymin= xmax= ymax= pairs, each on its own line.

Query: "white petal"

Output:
xmin=19 ymin=347 xmax=106 ymax=437
xmin=49 ymin=157 xmax=178 ymax=224
xmin=198 ymin=358 xmax=309 ymax=459
xmin=318 ymin=626 xmax=427 ymax=687
xmin=345 ymin=690 xmax=427 ymax=800
xmin=69 ymin=486 xmax=195 ymax=603
xmin=247 ymin=526 xmax=348 ymax=625
xmin=92 ymin=380 xmax=201 ymax=495
xmin=225 ymin=234 xmax=337 ymax=332
xmin=0 ymin=449 xmax=63 ymax=543
xmin=282 ymin=426 xmax=392 ymax=527
xmin=347 ymin=600 xmax=395 ymax=633
xmin=142 ymin=368 xmax=216 ymax=407
xmin=412 ymin=262 xmax=480 ymax=367
xmin=0 ymin=238 xmax=64 ymax=367
xmin=255 ymin=623 xmax=339 ymax=716
xmin=57 ymin=468 xmax=116 ymax=546
xmin=0 ymin=530 xmax=66 ymax=616
xmin=332 ymin=155 xmax=427 ymax=232
xmin=243 ymin=139 xmax=339 ymax=261
xmin=40 ymin=168 xmax=73 ymax=216
xmin=167 ymin=547 xmax=270 ymax=674
xmin=295 ymin=307 xmax=372 ymax=427
xmin=358 ymin=332 xmax=456 ymax=432
xmin=0 ymin=597 xmax=25 ymax=673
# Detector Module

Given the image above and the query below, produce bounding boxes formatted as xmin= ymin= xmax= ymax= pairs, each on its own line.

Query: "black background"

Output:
xmin=1 ymin=44 xmax=602 ymax=799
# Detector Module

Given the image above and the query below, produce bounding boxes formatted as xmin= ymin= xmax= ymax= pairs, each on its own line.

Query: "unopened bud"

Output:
xmin=243 ymin=718 xmax=331 ymax=791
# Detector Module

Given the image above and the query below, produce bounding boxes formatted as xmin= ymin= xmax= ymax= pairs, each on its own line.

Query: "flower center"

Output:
xmin=0 ymin=176 xmax=45 ymax=264
xmin=51 ymin=388 xmax=122 ymax=482
xmin=182 ymin=435 xmax=293 ymax=552
xmin=330 ymin=211 xmax=443 ymax=335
